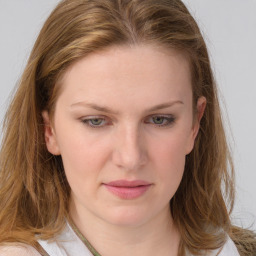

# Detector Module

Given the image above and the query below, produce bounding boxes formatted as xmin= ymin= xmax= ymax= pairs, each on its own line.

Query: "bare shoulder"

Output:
xmin=0 ymin=244 xmax=41 ymax=256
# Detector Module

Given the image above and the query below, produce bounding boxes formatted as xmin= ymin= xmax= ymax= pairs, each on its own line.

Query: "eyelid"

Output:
xmin=144 ymin=114 xmax=176 ymax=127
xmin=81 ymin=115 xmax=111 ymax=128
xmin=80 ymin=114 xmax=176 ymax=129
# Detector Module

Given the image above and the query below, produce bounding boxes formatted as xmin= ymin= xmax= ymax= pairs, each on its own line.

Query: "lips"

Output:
xmin=103 ymin=180 xmax=152 ymax=199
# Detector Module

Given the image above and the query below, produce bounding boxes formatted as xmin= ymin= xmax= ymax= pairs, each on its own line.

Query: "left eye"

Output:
xmin=146 ymin=115 xmax=175 ymax=127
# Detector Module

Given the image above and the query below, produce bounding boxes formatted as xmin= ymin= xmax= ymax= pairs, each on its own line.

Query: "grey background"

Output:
xmin=0 ymin=0 xmax=255 ymax=230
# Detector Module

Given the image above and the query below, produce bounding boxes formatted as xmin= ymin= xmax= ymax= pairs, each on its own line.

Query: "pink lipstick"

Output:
xmin=103 ymin=180 xmax=151 ymax=199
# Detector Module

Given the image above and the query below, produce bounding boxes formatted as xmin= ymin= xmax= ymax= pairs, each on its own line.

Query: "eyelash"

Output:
xmin=81 ymin=115 xmax=176 ymax=129
xmin=81 ymin=117 xmax=109 ymax=128
xmin=145 ymin=115 xmax=175 ymax=127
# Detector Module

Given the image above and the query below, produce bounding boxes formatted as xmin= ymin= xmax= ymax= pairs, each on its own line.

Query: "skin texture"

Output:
xmin=43 ymin=44 xmax=206 ymax=256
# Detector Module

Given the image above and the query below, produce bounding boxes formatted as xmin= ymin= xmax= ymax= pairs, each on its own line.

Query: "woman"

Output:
xmin=0 ymin=0 xmax=255 ymax=255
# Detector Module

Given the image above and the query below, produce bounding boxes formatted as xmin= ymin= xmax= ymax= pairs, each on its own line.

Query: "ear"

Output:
xmin=186 ymin=96 xmax=206 ymax=154
xmin=42 ymin=111 xmax=61 ymax=155
xmin=192 ymin=96 xmax=207 ymax=139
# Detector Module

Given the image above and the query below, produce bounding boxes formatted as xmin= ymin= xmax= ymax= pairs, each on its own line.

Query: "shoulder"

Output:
xmin=218 ymin=236 xmax=240 ymax=256
xmin=0 ymin=244 xmax=41 ymax=256
xmin=187 ymin=236 xmax=240 ymax=256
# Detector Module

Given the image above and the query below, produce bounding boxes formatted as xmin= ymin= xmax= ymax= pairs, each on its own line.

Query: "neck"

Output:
xmin=69 ymin=201 xmax=180 ymax=256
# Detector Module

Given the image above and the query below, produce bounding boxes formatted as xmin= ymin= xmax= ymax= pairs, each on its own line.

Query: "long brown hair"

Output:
xmin=0 ymin=0 xmax=255 ymax=255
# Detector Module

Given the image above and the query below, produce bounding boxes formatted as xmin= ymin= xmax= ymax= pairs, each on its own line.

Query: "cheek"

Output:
xmin=148 ymin=125 xmax=193 ymax=194
xmin=59 ymin=134 xmax=113 ymax=207
xmin=55 ymin=127 xmax=112 ymax=185
xmin=149 ymin=133 xmax=187 ymax=180
xmin=151 ymin=127 xmax=190 ymax=159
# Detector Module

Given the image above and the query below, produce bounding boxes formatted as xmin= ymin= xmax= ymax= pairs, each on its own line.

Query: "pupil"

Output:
xmin=92 ymin=119 xmax=102 ymax=125
xmin=154 ymin=117 xmax=164 ymax=124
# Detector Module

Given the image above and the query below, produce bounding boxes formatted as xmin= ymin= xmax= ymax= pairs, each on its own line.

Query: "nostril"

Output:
xmin=111 ymin=146 xmax=147 ymax=171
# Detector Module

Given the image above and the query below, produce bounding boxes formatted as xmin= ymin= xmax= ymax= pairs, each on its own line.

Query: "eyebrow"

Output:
xmin=70 ymin=100 xmax=184 ymax=114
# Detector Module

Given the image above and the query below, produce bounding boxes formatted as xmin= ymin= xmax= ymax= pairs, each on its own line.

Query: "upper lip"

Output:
xmin=104 ymin=180 xmax=151 ymax=187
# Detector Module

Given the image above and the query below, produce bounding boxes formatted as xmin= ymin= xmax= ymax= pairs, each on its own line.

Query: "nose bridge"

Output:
xmin=112 ymin=123 xmax=147 ymax=171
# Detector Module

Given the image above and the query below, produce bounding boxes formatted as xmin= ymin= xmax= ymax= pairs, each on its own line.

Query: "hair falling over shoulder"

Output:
xmin=0 ymin=0 xmax=255 ymax=255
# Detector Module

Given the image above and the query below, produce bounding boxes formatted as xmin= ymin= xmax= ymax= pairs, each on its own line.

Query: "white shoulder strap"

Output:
xmin=37 ymin=223 xmax=93 ymax=256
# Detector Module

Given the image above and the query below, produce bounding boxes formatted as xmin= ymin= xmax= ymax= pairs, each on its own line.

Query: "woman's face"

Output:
xmin=43 ymin=44 xmax=205 ymax=227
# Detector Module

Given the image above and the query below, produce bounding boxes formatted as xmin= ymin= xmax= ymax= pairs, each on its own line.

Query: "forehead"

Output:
xmin=57 ymin=44 xmax=192 ymax=110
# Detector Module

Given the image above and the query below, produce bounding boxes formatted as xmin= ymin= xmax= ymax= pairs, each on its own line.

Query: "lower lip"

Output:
xmin=103 ymin=184 xmax=151 ymax=199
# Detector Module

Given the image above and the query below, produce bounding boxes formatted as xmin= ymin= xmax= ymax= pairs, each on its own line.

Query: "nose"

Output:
xmin=112 ymin=124 xmax=148 ymax=172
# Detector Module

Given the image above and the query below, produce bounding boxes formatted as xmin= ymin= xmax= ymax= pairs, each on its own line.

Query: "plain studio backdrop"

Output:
xmin=0 ymin=0 xmax=255 ymax=230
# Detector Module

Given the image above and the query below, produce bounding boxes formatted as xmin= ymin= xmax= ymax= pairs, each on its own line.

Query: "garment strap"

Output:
xmin=34 ymin=242 xmax=51 ymax=256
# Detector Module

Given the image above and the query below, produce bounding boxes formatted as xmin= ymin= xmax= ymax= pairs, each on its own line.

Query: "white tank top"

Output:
xmin=37 ymin=222 xmax=240 ymax=256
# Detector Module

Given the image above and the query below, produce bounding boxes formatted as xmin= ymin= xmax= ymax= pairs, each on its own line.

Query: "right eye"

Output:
xmin=81 ymin=117 xmax=109 ymax=128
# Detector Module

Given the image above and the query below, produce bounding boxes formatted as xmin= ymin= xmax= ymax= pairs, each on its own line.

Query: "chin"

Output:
xmin=99 ymin=205 xmax=153 ymax=227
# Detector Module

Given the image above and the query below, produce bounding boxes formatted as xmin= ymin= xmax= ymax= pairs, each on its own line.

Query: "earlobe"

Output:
xmin=42 ymin=111 xmax=61 ymax=155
